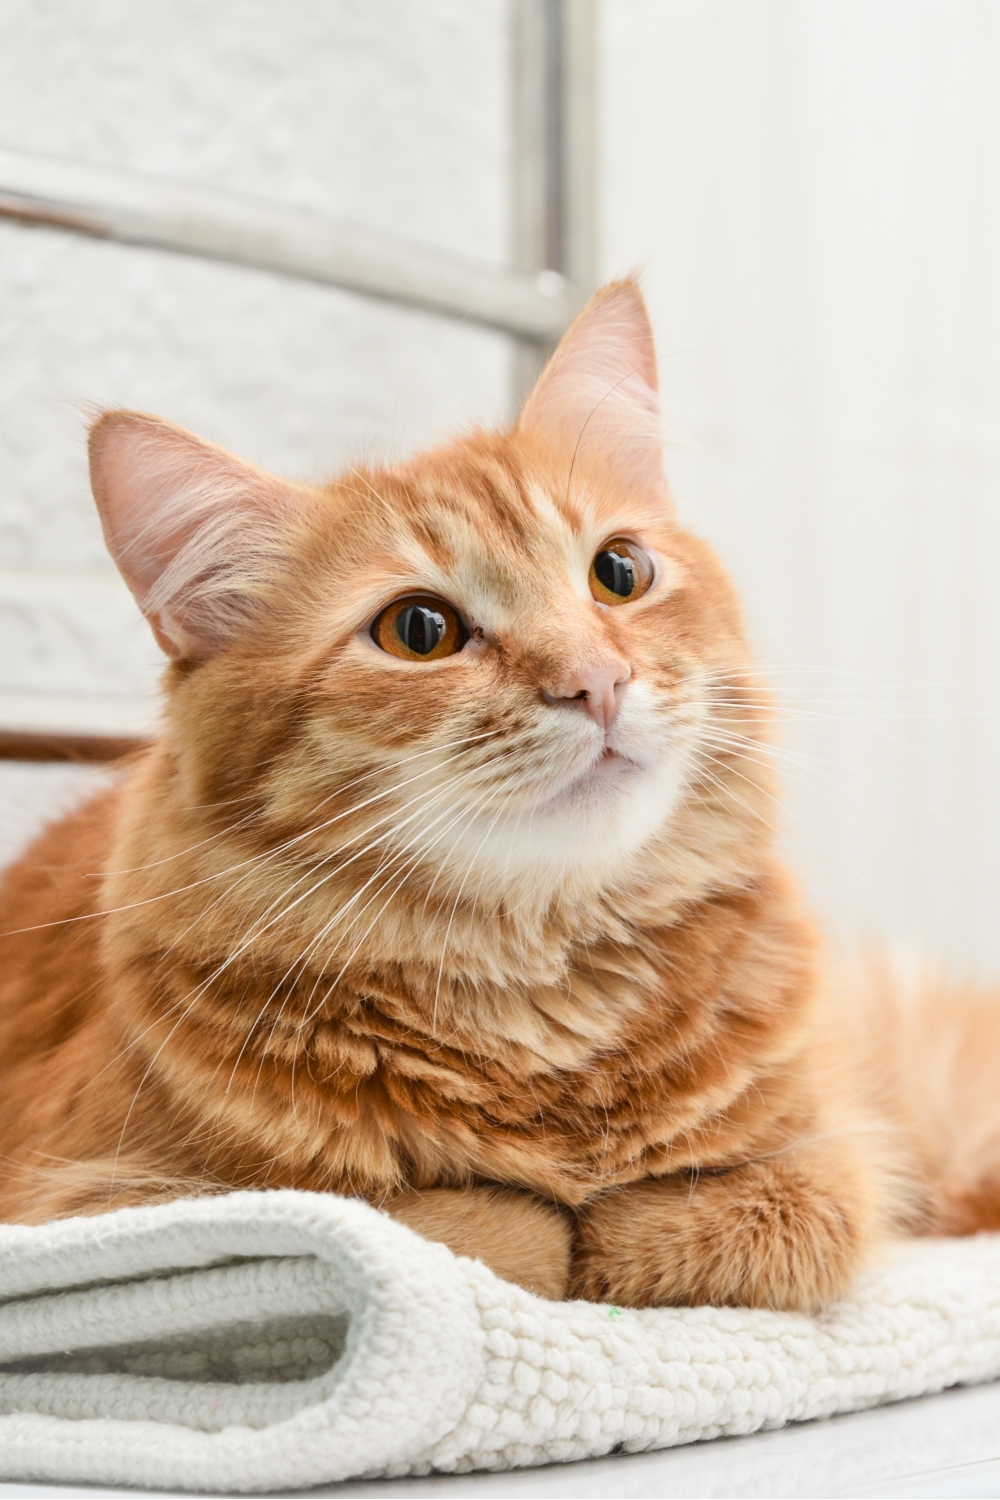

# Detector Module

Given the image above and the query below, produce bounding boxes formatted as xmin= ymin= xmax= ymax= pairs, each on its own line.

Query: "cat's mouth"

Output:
xmin=535 ymin=741 xmax=646 ymax=811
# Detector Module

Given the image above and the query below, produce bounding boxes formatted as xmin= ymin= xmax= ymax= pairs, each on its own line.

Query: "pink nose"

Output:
xmin=544 ymin=656 xmax=631 ymax=731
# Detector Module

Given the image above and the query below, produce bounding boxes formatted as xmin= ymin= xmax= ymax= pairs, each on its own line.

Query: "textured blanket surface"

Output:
xmin=0 ymin=1192 xmax=998 ymax=1493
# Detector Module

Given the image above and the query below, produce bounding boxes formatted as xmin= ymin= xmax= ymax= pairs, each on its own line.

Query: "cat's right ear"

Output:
xmin=89 ymin=411 xmax=304 ymax=660
xmin=516 ymin=278 xmax=669 ymax=513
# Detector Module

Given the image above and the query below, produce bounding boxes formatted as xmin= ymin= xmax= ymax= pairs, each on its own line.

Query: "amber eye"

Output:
xmin=589 ymin=538 xmax=654 ymax=605
xmin=371 ymin=595 xmax=467 ymax=661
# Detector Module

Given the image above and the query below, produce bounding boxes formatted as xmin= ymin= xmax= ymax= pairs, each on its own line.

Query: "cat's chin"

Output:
xmin=431 ymin=742 xmax=693 ymax=901
xmin=536 ymin=745 xmax=647 ymax=813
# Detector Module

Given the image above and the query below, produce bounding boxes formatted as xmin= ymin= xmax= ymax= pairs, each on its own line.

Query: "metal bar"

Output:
xmin=509 ymin=0 xmax=598 ymax=408
xmin=510 ymin=0 xmax=553 ymax=404
xmin=0 ymin=146 xmax=581 ymax=343
xmin=543 ymin=0 xmax=567 ymax=275
xmin=0 ymin=729 xmax=146 ymax=763
xmin=0 ymin=690 xmax=152 ymax=760
xmin=562 ymin=0 xmax=600 ymax=296
xmin=0 ymin=690 xmax=156 ymax=739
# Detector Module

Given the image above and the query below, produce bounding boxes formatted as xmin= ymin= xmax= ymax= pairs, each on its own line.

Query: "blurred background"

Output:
xmin=2 ymin=0 xmax=1000 ymax=976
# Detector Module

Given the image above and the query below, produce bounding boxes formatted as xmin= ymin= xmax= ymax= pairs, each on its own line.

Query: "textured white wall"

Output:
xmin=0 ymin=0 xmax=511 ymax=714
xmin=602 ymin=0 xmax=1000 ymax=974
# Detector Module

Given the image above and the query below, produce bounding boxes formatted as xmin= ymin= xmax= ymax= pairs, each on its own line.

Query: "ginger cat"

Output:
xmin=1 ymin=281 xmax=998 ymax=1309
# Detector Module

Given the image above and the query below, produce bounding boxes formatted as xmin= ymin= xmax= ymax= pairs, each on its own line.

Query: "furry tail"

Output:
xmin=845 ymin=952 xmax=1000 ymax=1234
xmin=0 ymin=1152 xmax=227 ymax=1225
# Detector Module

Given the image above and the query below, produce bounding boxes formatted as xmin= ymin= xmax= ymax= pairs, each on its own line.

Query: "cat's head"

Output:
xmin=89 ymin=281 xmax=765 ymax=912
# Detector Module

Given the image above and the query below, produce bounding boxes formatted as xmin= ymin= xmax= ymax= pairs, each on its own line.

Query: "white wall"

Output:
xmin=602 ymin=0 xmax=1000 ymax=975
xmin=0 ymin=0 xmax=512 ymax=717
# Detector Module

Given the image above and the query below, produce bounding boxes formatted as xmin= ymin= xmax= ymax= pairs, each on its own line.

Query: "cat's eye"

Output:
xmin=371 ymin=595 xmax=467 ymax=661
xmin=589 ymin=538 xmax=654 ymax=605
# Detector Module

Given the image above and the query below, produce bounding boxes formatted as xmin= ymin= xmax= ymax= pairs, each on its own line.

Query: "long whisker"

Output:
xmin=310 ymin=790 xmax=508 ymax=1026
xmin=289 ymin=752 xmax=525 ymax=1041
xmin=2 ymin=731 xmax=502 ymax=939
xmin=430 ymin=780 xmax=518 ymax=1035
xmin=700 ymin=716 xmax=1000 ymax=857
xmin=223 ymin=767 xmax=501 ymax=1088
xmin=117 ymin=740 xmax=523 ymax=1153
xmin=692 ymin=736 xmax=883 ymax=901
xmin=154 ymin=734 xmax=504 ymax=962
xmin=113 ymin=765 xmax=483 ymax=1109
xmin=91 ymin=739 xmax=506 ymax=1121
xmin=231 ymin=784 xmax=498 ymax=1117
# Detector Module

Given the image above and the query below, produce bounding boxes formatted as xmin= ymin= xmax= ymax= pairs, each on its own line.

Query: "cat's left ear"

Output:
xmin=516 ymin=278 xmax=669 ymax=510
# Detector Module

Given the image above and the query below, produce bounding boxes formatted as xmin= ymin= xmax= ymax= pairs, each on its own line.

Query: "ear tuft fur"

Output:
xmin=89 ymin=412 xmax=303 ymax=659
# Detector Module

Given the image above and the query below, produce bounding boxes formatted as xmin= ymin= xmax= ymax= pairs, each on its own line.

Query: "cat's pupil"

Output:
xmin=397 ymin=604 xmax=445 ymax=655
xmin=595 ymin=549 xmax=636 ymax=598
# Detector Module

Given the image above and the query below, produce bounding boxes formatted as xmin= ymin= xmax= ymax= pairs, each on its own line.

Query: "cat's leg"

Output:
xmin=572 ymin=1145 xmax=878 ymax=1312
xmin=933 ymin=1184 xmax=1000 ymax=1234
xmin=384 ymin=1186 xmax=572 ymax=1298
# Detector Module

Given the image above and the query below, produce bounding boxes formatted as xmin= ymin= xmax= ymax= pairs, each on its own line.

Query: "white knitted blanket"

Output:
xmin=0 ymin=1191 xmax=998 ymax=1493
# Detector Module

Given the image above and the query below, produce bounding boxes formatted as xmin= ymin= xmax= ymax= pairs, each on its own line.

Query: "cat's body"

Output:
xmin=2 ymin=282 xmax=999 ymax=1308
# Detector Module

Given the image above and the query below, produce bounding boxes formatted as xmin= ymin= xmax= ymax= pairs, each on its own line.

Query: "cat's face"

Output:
xmin=285 ymin=440 xmax=749 ymax=900
xmin=89 ymin=282 xmax=759 ymax=907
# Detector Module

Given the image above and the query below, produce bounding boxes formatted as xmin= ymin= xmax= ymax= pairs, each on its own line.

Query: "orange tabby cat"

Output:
xmin=1 ymin=281 xmax=998 ymax=1309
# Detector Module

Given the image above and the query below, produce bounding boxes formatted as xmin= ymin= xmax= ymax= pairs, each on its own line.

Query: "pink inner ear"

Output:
xmin=517 ymin=280 xmax=668 ymax=506
xmin=89 ymin=411 xmax=299 ymax=660
xmin=91 ymin=421 xmax=214 ymax=600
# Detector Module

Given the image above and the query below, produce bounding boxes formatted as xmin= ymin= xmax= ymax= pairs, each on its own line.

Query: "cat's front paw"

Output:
xmin=385 ymin=1185 xmax=572 ymax=1299
xmin=572 ymin=1150 xmax=875 ymax=1312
